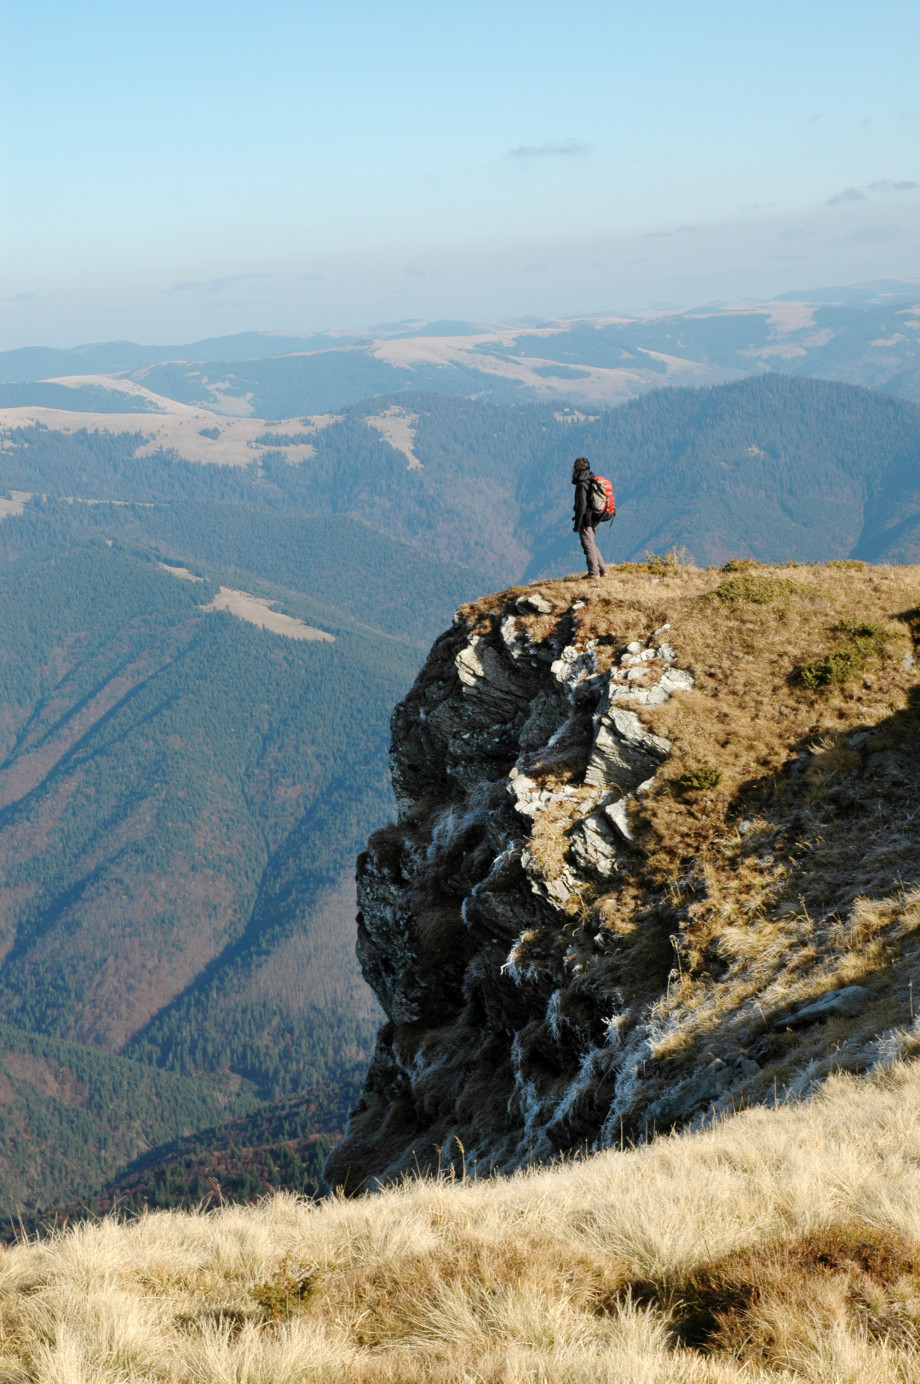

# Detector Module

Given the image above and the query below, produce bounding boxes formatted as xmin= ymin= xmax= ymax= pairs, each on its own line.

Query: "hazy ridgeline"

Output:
xmin=0 ymin=369 xmax=919 ymax=1221
xmin=2 ymin=288 xmax=920 ymax=411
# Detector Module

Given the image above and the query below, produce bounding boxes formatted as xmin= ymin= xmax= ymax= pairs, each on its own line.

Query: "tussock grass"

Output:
xmin=9 ymin=1063 xmax=920 ymax=1378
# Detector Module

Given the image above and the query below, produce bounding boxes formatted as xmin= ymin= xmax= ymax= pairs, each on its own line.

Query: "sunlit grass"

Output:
xmin=6 ymin=1061 xmax=920 ymax=1379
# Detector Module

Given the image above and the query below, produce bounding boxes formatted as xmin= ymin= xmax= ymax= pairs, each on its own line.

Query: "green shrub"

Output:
xmin=707 ymin=573 xmax=812 ymax=610
xmin=797 ymin=645 xmax=868 ymax=689
xmin=795 ymin=621 xmax=900 ymax=690
xmin=720 ymin=558 xmax=760 ymax=572
xmin=674 ymin=764 xmax=723 ymax=793
xmin=252 ymin=1257 xmax=317 ymax=1320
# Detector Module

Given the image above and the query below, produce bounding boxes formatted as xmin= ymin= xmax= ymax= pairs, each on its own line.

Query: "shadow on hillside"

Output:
xmin=729 ymin=679 xmax=920 ymax=910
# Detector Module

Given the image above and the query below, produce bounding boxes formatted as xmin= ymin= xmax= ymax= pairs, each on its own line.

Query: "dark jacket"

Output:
xmin=573 ymin=474 xmax=594 ymax=531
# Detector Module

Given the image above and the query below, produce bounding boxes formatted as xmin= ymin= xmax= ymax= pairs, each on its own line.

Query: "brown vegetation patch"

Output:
xmin=311 ymin=1231 xmax=620 ymax=1347
xmin=1 ymin=1053 xmax=86 ymax=1107
xmin=203 ymin=587 xmax=334 ymax=641
xmin=627 ymin=1219 xmax=920 ymax=1360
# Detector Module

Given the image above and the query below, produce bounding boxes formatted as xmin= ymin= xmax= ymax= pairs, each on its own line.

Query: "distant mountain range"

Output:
xmin=1 ymin=280 xmax=918 ymax=418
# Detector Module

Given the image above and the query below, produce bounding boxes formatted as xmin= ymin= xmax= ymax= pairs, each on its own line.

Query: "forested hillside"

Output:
xmin=0 ymin=1022 xmax=254 ymax=1217
xmin=0 ymin=544 xmax=408 ymax=1078
xmin=93 ymin=1070 xmax=367 ymax=1220
xmin=0 ymin=422 xmax=490 ymax=641
xmin=3 ymin=373 xmax=919 ymax=581
xmin=0 ymin=544 xmax=428 ymax=1211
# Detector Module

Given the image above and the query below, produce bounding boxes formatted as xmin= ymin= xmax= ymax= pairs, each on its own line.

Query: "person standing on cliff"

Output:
xmin=572 ymin=456 xmax=607 ymax=578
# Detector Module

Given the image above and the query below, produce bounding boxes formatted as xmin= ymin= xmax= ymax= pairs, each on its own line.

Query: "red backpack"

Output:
xmin=588 ymin=474 xmax=616 ymax=523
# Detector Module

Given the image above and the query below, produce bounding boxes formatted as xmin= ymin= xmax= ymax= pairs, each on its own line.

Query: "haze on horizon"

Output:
xmin=2 ymin=0 xmax=919 ymax=351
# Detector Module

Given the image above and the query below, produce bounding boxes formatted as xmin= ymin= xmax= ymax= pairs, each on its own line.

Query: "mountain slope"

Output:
xmin=0 ymin=546 xmax=403 ymax=1115
xmin=88 ymin=1072 xmax=365 ymax=1220
xmin=0 ymin=419 xmax=494 ymax=641
xmin=0 ymin=1021 xmax=253 ymax=1216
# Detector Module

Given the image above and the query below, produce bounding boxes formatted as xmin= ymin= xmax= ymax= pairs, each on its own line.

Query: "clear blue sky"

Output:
xmin=2 ymin=0 xmax=919 ymax=346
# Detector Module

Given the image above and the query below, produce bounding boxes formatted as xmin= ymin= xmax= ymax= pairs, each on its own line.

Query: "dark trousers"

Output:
xmin=578 ymin=523 xmax=606 ymax=576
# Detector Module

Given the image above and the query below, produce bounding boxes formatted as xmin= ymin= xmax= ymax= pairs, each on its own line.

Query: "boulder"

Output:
xmin=516 ymin=592 xmax=554 ymax=615
xmin=775 ymin=985 xmax=873 ymax=1029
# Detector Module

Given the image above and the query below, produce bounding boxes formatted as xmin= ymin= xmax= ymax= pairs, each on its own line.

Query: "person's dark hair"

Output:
xmin=572 ymin=456 xmax=591 ymax=481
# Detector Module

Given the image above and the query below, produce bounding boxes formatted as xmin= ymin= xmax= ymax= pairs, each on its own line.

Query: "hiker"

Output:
xmin=572 ymin=456 xmax=614 ymax=577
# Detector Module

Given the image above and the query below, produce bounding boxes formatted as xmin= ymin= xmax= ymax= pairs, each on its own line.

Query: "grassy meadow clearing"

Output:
xmin=5 ymin=1059 xmax=920 ymax=1381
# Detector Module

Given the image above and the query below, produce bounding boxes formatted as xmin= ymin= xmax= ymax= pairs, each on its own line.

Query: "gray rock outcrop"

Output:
xmin=324 ymin=587 xmax=899 ymax=1192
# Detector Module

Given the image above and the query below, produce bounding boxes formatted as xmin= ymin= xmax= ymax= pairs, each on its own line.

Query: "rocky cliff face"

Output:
xmin=326 ymin=565 xmax=920 ymax=1190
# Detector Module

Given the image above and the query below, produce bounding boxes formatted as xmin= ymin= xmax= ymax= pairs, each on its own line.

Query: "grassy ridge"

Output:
xmin=4 ymin=1063 xmax=920 ymax=1379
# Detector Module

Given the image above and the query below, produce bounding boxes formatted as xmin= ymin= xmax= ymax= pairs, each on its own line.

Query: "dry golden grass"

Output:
xmin=9 ymin=1061 xmax=920 ymax=1379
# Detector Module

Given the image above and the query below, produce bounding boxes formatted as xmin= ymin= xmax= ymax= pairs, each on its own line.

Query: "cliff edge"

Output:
xmin=326 ymin=560 xmax=920 ymax=1190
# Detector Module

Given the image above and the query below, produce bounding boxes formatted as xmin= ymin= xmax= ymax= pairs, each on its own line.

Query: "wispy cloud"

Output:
xmin=827 ymin=187 xmax=866 ymax=205
xmin=505 ymin=139 xmax=590 ymax=160
xmin=1 ymin=291 xmax=38 ymax=302
xmin=639 ymin=224 xmax=696 ymax=240
xmin=169 ymin=273 xmax=271 ymax=294
xmin=828 ymin=179 xmax=919 ymax=205
xmin=868 ymin=178 xmax=920 ymax=192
